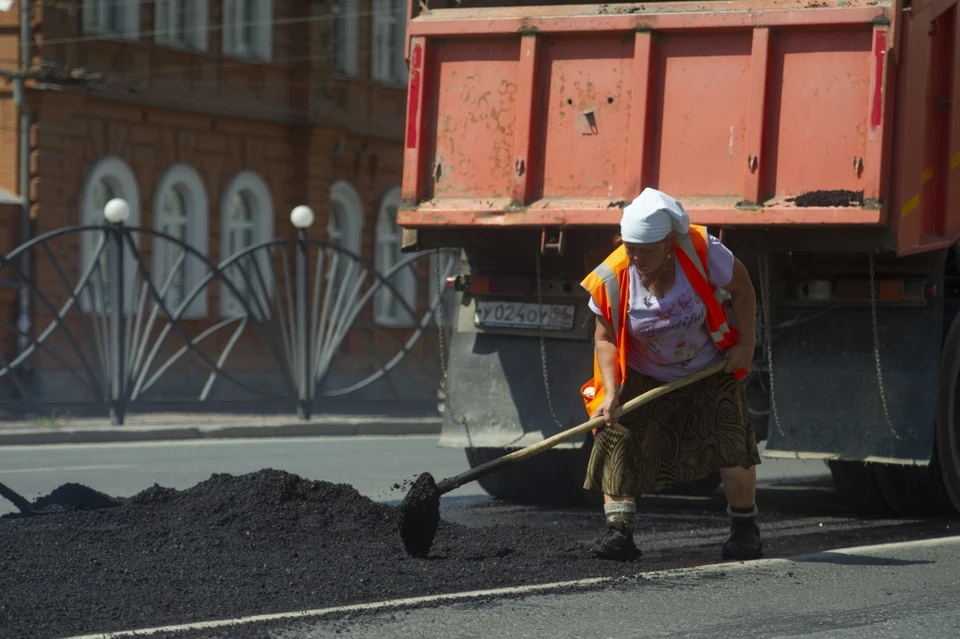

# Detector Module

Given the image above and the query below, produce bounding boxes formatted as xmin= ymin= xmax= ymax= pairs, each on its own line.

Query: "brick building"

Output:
xmin=0 ymin=0 xmax=446 ymax=411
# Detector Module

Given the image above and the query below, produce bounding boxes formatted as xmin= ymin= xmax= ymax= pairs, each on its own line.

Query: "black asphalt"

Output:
xmin=0 ymin=469 xmax=954 ymax=639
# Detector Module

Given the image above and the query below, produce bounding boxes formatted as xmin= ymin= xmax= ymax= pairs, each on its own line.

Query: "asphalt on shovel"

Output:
xmin=397 ymin=361 xmax=728 ymax=557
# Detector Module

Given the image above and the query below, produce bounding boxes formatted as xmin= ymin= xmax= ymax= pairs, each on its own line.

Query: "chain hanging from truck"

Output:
xmin=760 ymin=252 xmax=788 ymax=441
xmin=536 ymin=241 xmax=566 ymax=431
xmin=869 ymin=252 xmax=903 ymax=441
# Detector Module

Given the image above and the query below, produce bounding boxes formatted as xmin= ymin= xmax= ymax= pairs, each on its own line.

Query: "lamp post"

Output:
xmin=291 ymin=205 xmax=315 ymax=419
xmin=103 ymin=198 xmax=130 ymax=425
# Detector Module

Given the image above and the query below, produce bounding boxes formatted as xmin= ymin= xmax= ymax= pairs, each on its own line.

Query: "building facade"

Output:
xmin=0 ymin=0 xmax=447 ymax=412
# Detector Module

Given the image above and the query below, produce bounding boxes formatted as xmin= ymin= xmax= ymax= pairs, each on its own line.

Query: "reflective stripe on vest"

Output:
xmin=592 ymin=262 xmax=621 ymax=336
xmin=673 ymin=229 xmax=738 ymax=350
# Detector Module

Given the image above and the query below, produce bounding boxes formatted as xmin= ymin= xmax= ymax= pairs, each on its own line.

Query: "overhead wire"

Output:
xmin=10 ymin=3 xmax=410 ymax=91
xmin=35 ymin=2 xmax=396 ymax=47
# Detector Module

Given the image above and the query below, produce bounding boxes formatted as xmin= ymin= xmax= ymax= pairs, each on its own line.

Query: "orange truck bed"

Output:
xmin=398 ymin=0 xmax=960 ymax=256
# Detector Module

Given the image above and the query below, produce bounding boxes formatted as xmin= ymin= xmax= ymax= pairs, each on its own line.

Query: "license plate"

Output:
xmin=474 ymin=300 xmax=576 ymax=331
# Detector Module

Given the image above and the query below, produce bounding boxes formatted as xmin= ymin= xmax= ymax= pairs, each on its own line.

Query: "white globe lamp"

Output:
xmin=103 ymin=198 xmax=131 ymax=225
xmin=290 ymin=205 xmax=315 ymax=229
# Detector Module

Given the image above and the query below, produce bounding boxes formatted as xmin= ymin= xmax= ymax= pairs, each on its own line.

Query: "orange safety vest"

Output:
xmin=579 ymin=225 xmax=746 ymax=418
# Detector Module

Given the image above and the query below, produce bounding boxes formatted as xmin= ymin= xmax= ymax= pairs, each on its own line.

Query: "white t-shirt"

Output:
xmin=588 ymin=234 xmax=735 ymax=383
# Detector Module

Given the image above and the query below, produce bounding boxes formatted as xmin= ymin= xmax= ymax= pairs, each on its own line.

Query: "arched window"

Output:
xmin=326 ymin=180 xmax=364 ymax=299
xmin=80 ymin=156 xmax=141 ymax=314
xmin=327 ymin=180 xmax=363 ymax=256
xmin=374 ymin=187 xmax=416 ymax=327
xmin=152 ymin=164 xmax=209 ymax=318
xmin=219 ymin=171 xmax=274 ymax=317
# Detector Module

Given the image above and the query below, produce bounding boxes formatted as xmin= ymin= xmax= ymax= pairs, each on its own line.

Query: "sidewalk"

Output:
xmin=0 ymin=409 xmax=443 ymax=446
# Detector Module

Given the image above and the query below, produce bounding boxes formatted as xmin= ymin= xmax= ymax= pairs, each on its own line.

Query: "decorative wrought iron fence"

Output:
xmin=0 ymin=199 xmax=459 ymax=424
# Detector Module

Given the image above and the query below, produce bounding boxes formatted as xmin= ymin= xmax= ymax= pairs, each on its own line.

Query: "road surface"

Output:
xmin=132 ymin=536 xmax=960 ymax=639
xmin=2 ymin=436 xmax=955 ymax=639
xmin=0 ymin=435 xmax=826 ymax=516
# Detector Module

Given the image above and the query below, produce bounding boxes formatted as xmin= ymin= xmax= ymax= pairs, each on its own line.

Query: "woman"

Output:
xmin=579 ymin=187 xmax=762 ymax=562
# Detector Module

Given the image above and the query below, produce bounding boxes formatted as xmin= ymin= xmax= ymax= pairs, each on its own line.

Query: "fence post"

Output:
xmin=291 ymin=205 xmax=315 ymax=420
xmin=104 ymin=198 xmax=129 ymax=426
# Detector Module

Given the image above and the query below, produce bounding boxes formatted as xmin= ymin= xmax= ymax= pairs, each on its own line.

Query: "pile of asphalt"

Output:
xmin=0 ymin=469 xmax=643 ymax=639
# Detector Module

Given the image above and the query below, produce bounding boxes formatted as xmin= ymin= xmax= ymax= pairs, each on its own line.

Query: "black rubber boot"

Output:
xmin=721 ymin=505 xmax=763 ymax=560
xmin=591 ymin=520 xmax=642 ymax=561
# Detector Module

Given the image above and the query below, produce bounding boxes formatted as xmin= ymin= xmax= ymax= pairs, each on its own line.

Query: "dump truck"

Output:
xmin=396 ymin=0 xmax=960 ymax=516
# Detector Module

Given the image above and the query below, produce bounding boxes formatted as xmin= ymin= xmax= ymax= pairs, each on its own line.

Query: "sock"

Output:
xmin=604 ymin=500 xmax=636 ymax=534
xmin=728 ymin=504 xmax=758 ymax=520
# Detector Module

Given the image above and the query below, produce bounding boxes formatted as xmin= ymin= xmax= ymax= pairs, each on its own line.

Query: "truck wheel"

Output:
xmin=465 ymin=446 xmax=722 ymax=504
xmin=827 ymin=460 xmax=891 ymax=516
xmin=464 ymin=447 xmax=597 ymax=506
xmin=660 ymin=472 xmax=723 ymax=497
xmin=936 ymin=309 xmax=960 ymax=513
xmin=873 ymin=462 xmax=955 ymax=517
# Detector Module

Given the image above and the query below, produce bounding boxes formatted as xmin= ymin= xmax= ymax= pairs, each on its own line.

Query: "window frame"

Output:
xmin=374 ymin=187 xmax=416 ymax=328
xmin=327 ymin=180 xmax=364 ymax=257
xmin=222 ymin=0 xmax=273 ymax=61
xmin=332 ymin=0 xmax=359 ymax=77
xmin=82 ymin=0 xmax=140 ymax=40
xmin=79 ymin=156 xmax=141 ymax=316
xmin=219 ymin=171 xmax=275 ymax=318
xmin=155 ymin=0 xmax=210 ymax=51
xmin=371 ymin=0 xmax=407 ymax=86
xmin=152 ymin=164 xmax=210 ymax=319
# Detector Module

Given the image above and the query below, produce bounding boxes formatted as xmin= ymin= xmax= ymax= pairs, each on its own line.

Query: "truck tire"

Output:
xmin=659 ymin=472 xmax=723 ymax=497
xmin=827 ymin=460 xmax=891 ymax=516
xmin=464 ymin=446 xmax=597 ymax=506
xmin=464 ymin=445 xmax=722 ymax=505
xmin=873 ymin=461 xmax=955 ymax=517
xmin=936 ymin=309 xmax=960 ymax=513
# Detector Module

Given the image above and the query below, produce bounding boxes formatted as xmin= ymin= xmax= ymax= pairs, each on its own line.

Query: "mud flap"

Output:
xmin=437 ymin=330 xmax=594 ymax=449
xmin=763 ymin=296 xmax=942 ymax=464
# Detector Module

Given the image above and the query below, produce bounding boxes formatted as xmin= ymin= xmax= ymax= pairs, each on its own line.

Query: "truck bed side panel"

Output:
xmin=400 ymin=1 xmax=899 ymax=232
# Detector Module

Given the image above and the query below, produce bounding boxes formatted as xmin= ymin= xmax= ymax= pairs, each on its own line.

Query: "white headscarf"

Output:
xmin=620 ymin=188 xmax=690 ymax=244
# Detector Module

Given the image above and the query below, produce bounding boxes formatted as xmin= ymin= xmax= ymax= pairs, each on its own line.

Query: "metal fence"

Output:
xmin=0 ymin=199 xmax=458 ymax=424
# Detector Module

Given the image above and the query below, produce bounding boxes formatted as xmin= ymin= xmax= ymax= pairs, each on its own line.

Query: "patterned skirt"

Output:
xmin=583 ymin=368 xmax=762 ymax=497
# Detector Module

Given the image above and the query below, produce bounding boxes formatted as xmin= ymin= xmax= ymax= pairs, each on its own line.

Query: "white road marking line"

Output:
xmin=62 ymin=534 xmax=960 ymax=639
xmin=1 ymin=464 xmax=135 ymax=474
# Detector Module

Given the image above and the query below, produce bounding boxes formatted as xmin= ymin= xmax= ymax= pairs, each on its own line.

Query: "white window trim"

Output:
xmin=374 ymin=187 xmax=416 ymax=328
xmin=82 ymin=0 xmax=140 ymax=41
xmin=333 ymin=0 xmax=359 ymax=77
xmin=155 ymin=0 xmax=210 ymax=51
xmin=328 ymin=179 xmax=364 ymax=256
xmin=219 ymin=171 xmax=274 ymax=318
xmin=152 ymin=164 xmax=210 ymax=319
xmin=79 ymin=156 xmax=141 ymax=315
xmin=222 ymin=0 xmax=273 ymax=61
xmin=371 ymin=0 xmax=407 ymax=86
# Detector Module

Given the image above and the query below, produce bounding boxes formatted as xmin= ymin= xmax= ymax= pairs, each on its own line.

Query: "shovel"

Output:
xmin=396 ymin=361 xmax=728 ymax=557
xmin=0 ymin=480 xmax=35 ymax=515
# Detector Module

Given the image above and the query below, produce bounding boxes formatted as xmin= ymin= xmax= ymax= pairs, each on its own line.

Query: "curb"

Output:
xmin=0 ymin=417 xmax=443 ymax=446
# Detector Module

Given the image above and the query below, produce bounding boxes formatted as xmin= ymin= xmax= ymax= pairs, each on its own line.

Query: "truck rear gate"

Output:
xmin=400 ymin=0 xmax=960 ymax=255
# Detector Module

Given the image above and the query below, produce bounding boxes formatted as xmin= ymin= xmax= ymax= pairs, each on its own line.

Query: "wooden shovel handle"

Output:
xmin=435 ymin=361 xmax=728 ymax=495
xmin=0 ymin=480 xmax=34 ymax=515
